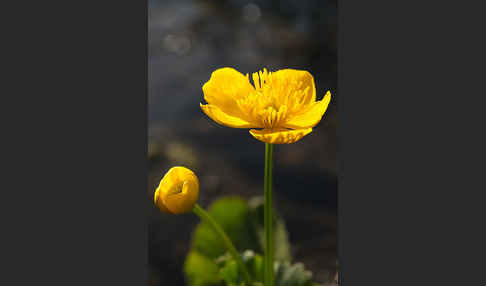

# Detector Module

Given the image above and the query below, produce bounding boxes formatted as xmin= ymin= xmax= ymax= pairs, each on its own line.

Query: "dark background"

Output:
xmin=4 ymin=1 xmax=481 ymax=286
xmin=148 ymin=0 xmax=338 ymax=285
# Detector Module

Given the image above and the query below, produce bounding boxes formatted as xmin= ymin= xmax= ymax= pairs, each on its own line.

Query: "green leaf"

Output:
xmin=218 ymin=250 xmax=264 ymax=285
xmin=218 ymin=250 xmax=314 ymax=286
xmin=274 ymin=261 xmax=314 ymax=286
xmin=184 ymin=196 xmax=294 ymax=286
xmin=242 ymin=250 xmax=264 ymax=283
xmin=219 ymin=259 xmax=248 ymax=286
xmin=183 ymin=251 xmax=222 ymax=286
xmin=191 ymin=197 xmax=262 ymax=259
xmin=248 ymin=197 xmax=292 ymax=262
xmin=219 ymin=260 xmax=239 ymax=285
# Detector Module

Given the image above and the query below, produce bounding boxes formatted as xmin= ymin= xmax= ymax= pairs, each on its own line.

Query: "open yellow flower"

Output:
xmin=200 ymin=67 xmax=331 ymax=144
xmin=154 ymin=166 xmax=199 ymax=214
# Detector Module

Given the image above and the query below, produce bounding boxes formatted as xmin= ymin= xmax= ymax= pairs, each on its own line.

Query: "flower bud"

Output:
xmin=154 ymin=166 xmax=199 ymax=214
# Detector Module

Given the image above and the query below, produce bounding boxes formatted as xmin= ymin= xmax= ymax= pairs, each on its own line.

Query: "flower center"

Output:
xmin=167 ymin=181 xmax=187 ymax=196
xmin=236 ymin=90 xmax=289 ymax=129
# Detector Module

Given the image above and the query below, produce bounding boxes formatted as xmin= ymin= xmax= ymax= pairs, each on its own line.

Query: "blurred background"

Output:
xmin=148 ymin=0 xmax=338 ymax=285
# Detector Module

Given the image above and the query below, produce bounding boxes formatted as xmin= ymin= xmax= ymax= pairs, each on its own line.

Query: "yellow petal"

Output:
xmin=154 ymin=167 xmax=199 ymax=214
xmin=283 ymin=91 xmax=331 ymax=129
xmin=249 ymin=128 xmax=313 ymax=144
xmin=202 ymin=67 xmax=255 ymax=119
xmin=163 ymin=180 xmax=199 ymax=214
xmin=154 ymin=187 xmax=172 ymax=213
xmin=271 ymin=69 xmax=316 ymax=106
xmin=200 ymin=103 xmax=259 ymax=128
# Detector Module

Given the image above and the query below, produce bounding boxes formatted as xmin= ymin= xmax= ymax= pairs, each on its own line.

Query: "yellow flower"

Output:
xmin=154 ymin=166 xmax=199 ymax=214
xmin=200 ymin=67 xmax=331 ymax=144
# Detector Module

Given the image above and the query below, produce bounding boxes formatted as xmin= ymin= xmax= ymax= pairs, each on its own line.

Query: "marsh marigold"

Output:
xmin=200 ymin=67 xmax=331 ymax=144
xmin=154 ymin=166 xmax=199 ymax=214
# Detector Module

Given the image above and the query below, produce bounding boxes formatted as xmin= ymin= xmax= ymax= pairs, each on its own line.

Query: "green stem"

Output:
xmin=192 ymin=203 xmax=252 ymax=284
xmin=264 ymin=143 xmax=274 ymax=286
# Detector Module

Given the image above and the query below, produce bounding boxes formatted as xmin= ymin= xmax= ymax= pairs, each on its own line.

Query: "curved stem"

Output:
xmin=192 ymin=203 xmax=252 ymax=284
xmin=264 ymin=143 xmax=274 ymax=286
